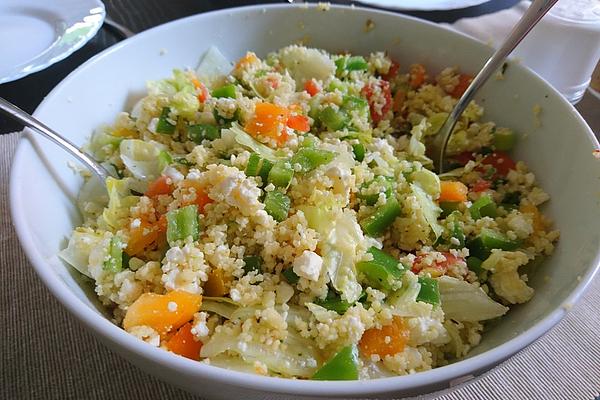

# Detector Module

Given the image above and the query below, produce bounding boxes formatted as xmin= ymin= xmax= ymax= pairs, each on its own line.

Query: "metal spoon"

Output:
xmin=0 ymin=97 xmax=114 ymax=181
xmin=432 ymin=0 xmax=559 ymax=173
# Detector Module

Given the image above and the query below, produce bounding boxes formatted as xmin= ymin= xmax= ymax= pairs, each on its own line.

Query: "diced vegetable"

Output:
xmin=166 ymin=205 xmax=199 ymax=246
xmin=319 ymin=106 xmax=347 ymax=131
xmin=166 ymin=322 xmax=203 ymax=360
xmin=346 ymin=56 xmax=369 ymax=71
xmin=145 ymin=176 xmax=174 ymax=198
xmin=243 ymin=256 xmax=262 ymax=274
xmin=158 ymin=150 xmax=173 ymax=171
xmin=187 ymin=124 xmax=220 ymax=143
xmin=471 ymin=179 xmax=492 ymax=193
xmin=314 ymin=290 xmax=352 ymax=314
xmin=180 ymin=180 xmax=213 ymax=212
xmin=439 ymin=181 xmax=468 ymax=203
xmin=409 ymin=64 xmax=426 ymax=89
xmin=230 ymin=123 xmax=280 ymax=162
xmin=359 ymin=316 xmax=410 ymax=358
xmin=195 ymin=46 xmax=233 ymax=89
xmin=282 ymin=268 xmax=300 ymax=284
xmin=450 ymin=74 xmax=473 ymax=98
xmin=502 ymin=191 xmax=521 ymax=206
xmin=359 ymin=176 xmax=394 ymax=206
xmin=123 ymin=290 xmax=202 ymax=338
xmin=286 ymin=114 xmax=310 ymax=132
xmin=58 ymin=230 xmax=103 ymax=278
xmin=264 ymin=190 xmax=291 ymax=222
xmin=356 ymin=247 xmax=405 ymax=290
xmin=466 ymin=256 xmax=485 ymax=275
xmin=103 ymin=235 xmax=124 ymax=273
xmin=119 ymin=139 xmax=166 ymax=181
xmin=493 ymin=128 xmax=517 ymax=151
xmin=480 ymin=151 xmax=516 ymax=177
xmin=304 ymin=79 xmax=320 ymax=96
xmin=361 ymin=80 xmax=392 ymax=124
xmin=156 ymin=107 xmax=176 ymax=134
xmin=126 ymin=216 xmax=166 ymax=256
xmin=244 ymin=102 xmax=289 ymax=146
xmin=352 ymin=143 xmax=365 ymax=162
xmin=440 ymin=201 xmax=460 ymax=218
xmin=470 ymin=195 xmax=497 ymax=219
xmin=360 ymin=197 xmax=402 ymax=237
xmin=268 ymin=161 xmax=294 ymax=189
xmin=312 ymin=345 xmax=359 ymax=381
xmin=416 ymin=277 xmax=440 ymax=305
xmin=211 ymin=84 xmax=236 ymax=98
xmin=204 ymin=269 xmax=227 ymax=297
xmin=245 ymin=153 xmax=261 ymax=176
xmin=290 ymin=148 xmax=336 ymax=173
xmin=520 ymin=203 xmax=545 ymax=232
xmin=467 ymin=228 xmax=521 ymax=260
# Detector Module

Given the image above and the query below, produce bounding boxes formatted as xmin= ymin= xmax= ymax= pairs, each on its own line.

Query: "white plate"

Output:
xmin=357 ymin=0 xmax=489 ymax=11
xmin=0 ymin=0 xmax=105 ymax=84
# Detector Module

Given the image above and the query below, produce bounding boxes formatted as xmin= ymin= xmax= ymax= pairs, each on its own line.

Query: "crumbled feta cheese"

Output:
xmin=163 ymin=166 xmax=184 ymax=183
xmin=167 ymin=301 xmax=178 ymax=312
xmin=130 ymin=218 xmax=141 ymax=229
xmin=293 ymin=251 xmax=323 ymax=281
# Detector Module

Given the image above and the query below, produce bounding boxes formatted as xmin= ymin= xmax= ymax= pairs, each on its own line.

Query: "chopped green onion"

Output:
xmin=156 ymin=107 xmax=176 ymax=134
xmin=470 ymin=195 xmax=497 ymax=219
xmin=281 ymin=268 xmax=299 ymax=284
xmin=264 ymin=190 xmax=290 ymax=222
xmin=334 ymin=57 xmax=347 ymax=76
xmin=360 ymin=197 xmax=402 ymax=237
xmin=356 ymin=246 xmax=405 ymax=290
xmin=166 ymin=205 xmax=199 ymax=246
xmin=345 ymin=56 xmax=368 ymax=71
xmin=268 ymin=161 xmax=294 ymax=189
xmin=243 ymin=256 xmax=262 ymax=274
xmin=466 ymin=256 xmax=484 ymax=275
xmin=440 ymin=201 xmax=460 ymax=218
xmin=258 ymin=158 xmax=273 ymax=185
xmin=416 ymin=277 xmax=440 ymax=305
xmin=103 ymin=236 xmax=123 ymax=273
xmin=493 ymin=128 xmax=517 ymax=151
xmin=290 ymin=148 xmax=336 ymax=173
xmin=319 ymin=106 xmax=347 ymax=131
xmin=312 ymin=345 xmax=359 ymax=381
xmin=351 ymin=143 xmax=365 ymax=162
xmin=211 ymin=84 xmax=236 ymax=98
xmin=187 ymin=124 xmax=220 ymax=143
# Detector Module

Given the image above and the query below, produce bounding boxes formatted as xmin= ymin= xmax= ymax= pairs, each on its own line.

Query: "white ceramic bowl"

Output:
xmin=10 ymin=4 xmax=600 ymax=399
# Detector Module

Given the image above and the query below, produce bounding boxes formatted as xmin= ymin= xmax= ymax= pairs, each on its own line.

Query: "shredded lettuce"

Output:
xmin=102 ymin=177 xmax=139 ymax=230
xmin=58 ymin=230 xmax=104 ymax=278
xmin=411 ymin=183 xmax=444 ymax=239
xmin=200 ymin=326 xmax=320 ymax=377
xmin=387 ymin=271 xmax=431 ymax=317
xmin=301 ymin=206 xmax=363 ymax=303
xmin=196 ymin=46 xmax=233 ymax=89
xmin=228 ymin=123 xmax=281 ymax=162
xmin=437 ymin=276 xmax=508 ymax=321
xmin=77 ymin=175 xmax=109 ymax=217
xmin=411 ymin=168 xmax=441 ymax=198
xmin=201 ymin=297 xmax=238 ymax=319
xmin=87 ymin=127 xmax=123 ymax=161
xmin=119 ymin=139 xmax=166 ymax=181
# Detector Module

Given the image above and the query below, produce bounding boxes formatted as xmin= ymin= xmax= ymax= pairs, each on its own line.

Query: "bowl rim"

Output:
xmin=9 ymin=3 xmax=600 ymax=397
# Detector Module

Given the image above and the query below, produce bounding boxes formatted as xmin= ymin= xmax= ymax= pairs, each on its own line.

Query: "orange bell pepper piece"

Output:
xmin=166 ymin=322 xmax=203 ymax=360
xmin=359 ymin=316 xmax=410 ymax=358
xmin=439 ymin=181 xmax=468 ymax=203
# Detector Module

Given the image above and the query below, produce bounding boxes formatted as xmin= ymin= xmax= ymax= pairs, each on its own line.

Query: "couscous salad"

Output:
xmin=60 ymin=45 xmax=558 ymax=379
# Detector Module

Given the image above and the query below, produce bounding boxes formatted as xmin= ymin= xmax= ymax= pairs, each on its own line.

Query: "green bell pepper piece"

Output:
xmin=281 ymin=268 xmax=299 ymax=284
xmin=187 ymin=124 xmax=220 ymax=143
xmin=264 ymin=190 xmax=290 ymax=222
xmin=493 ymin=128 xmax=517 ymax=151
xmin=466 ymin=256 xmax=484 ymax=275
xmin=245 ymin=153 xmax=262 ymax=176
xmin=360 ymin=197 xmax=402 ymax=237
xmin=467 ymin=228 xmax=521 ymax=260
xmin=211 ymin=84 xmax=236 ymax=98
xmin=319 ymin=106 xmax=347 ymax=131
xmin=158 ymin=150 xmax=173 ymax=171
xmin=290 ymin=148 xmax=336 ymax=173
xmin=470 ymin=195 xmax=497 ymax=219
xmin=352 ymin=143 xmax=365 ymax=162
xmin=345 ymin=56 xmax=368 ymax=71
xmin=357 ymin=246 xmax=405 ymax=290
xmin=312 ymin=345 xmax=359 ymax=381
xmin=243 ymin=256 xmax=262 ymax=274
xmin=358 ymin=176 xmax=394 ymax=206
xmin=416 ymin=277 xmax=440 ymax=305
xmin=166 ymin=205 xmax=199 ymax=246
xmin=103 ymin=236 xmax=124 ymax=273
xmin=268 ymin=160 xmax=294 ymax=189
xmin=315 ymin=290 xmax=352 ymax=315
xmin=156 ymin=107 xmax=176 ymax=134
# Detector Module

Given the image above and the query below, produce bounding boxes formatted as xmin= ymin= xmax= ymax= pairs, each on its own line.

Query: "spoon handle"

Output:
xmin=436 ymin=0 xmax=559 ymax=172
xmin=0 ymin=97 xmax=112 ymax=181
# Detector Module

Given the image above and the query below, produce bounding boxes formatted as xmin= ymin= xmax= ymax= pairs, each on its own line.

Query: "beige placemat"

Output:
xmin=2 ymin=131 xmax=599 ymax=400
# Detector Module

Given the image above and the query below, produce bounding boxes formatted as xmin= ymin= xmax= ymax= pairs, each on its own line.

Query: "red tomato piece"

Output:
xmin=286 ymin=114 xmax=310 ymax=132
xmin=450 ymin=74 xmax=473 ymax=98
xmin=382 ymin=61 xmax=400 ymax=81
xmin=303 ymin=79 xmax=320 ymax=97
xmin=471 ymin=180 xmax=492 ymax=193
xmin=361 ymin=80 xmax=392 ymax=124
xmin=481 ymin=151 xmax=516 ymax=177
